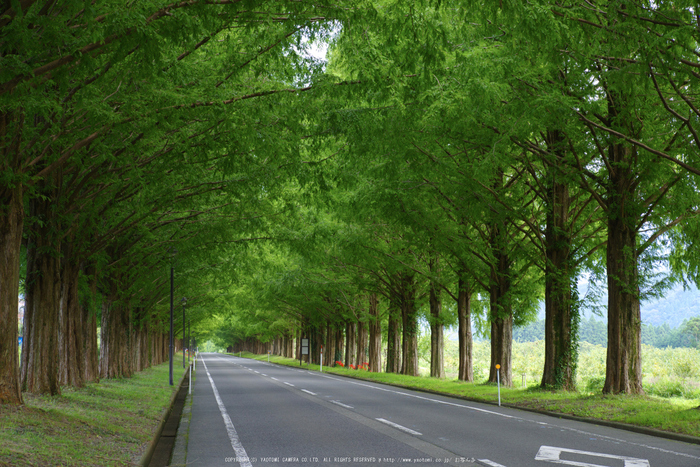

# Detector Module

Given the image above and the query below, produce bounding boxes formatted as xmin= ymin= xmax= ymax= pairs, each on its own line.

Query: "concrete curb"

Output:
xmin=139 ymin=362 xmax=193 ymax=467
xmin=169 ymin=370 xmax=195 ymax=467
xmin=255 ymin=357 xmax=700 ymax=447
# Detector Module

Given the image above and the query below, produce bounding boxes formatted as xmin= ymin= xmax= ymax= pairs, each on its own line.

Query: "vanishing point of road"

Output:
xmin=182 ymin=353 xmax=700 ymax=466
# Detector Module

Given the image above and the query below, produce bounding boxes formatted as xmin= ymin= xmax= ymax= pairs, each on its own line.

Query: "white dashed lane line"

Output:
xmin=375 ymin=418 xmax=422 ymax=436
xmin=330 ymin=400 xmax=354 ymax=409
xmin=301 ymin=389 xmax=317 ymax=396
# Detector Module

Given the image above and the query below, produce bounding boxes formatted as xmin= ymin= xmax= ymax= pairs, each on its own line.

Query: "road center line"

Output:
xmin=284 ymin=382 xmax=295 ymax=387
xmin=301 ymin=389 xmax=317 ymax=396
xmin=201 ymin=356 xmax=252 ymax=467
xmin=331 ymin=400 xmax=354 ymax=409
xmin=375 ymin=418 xmax=422 ymax=436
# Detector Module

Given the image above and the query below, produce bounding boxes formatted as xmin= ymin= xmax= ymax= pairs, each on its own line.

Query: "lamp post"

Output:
xmin=182 ymin=297 xmax=187 ymax=369
xmin=169 ymin=249 xmax=176 ymax=386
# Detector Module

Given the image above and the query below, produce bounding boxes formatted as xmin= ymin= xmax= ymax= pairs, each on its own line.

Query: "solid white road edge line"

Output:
xmin=201 ymin=356 xmax=253 ymax=467
xmin=375 ymin=418 xmax=422 ymax=436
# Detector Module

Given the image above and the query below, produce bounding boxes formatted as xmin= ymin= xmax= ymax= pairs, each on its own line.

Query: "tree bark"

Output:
xmin=429 ymin=255 xmax=445 ymax=379
xmin=82 ymin=263 xmax=100 ymax=383
xmin=541 ymin=131 xmax=577 ymax=390
xmin=368 ymin=293 xmax=382 ymax=372
xmin=344 ymin=320 xmax=356 ymax=368
xmin=488 ymin=218 xmax=513 ymax=387
xmin=100 ymin=278 xmax=134 ymax=379
xmin=399 ymin=273 xmax=419 ymax=376
xmin=334 ymin=327 xmax=344 ymax=364
xmin=355 ymin=318 xmax=367 ymax=368
xmin=21 ymin=190 xmax=62 ymax=395
xmin=58 ymin=252 xmax=85 ymax=388
xmin=457 ymin=275 xmax=473 ymax=382
xmin=0 ymin=180 xmax=24 ymax=404
xmin=604 ymin=169 xmax=643 ymax=394
xmin=602 ymin=74 xmax=644 ymax=394
xmin=385 ymin=300 xmax=402 ymax=373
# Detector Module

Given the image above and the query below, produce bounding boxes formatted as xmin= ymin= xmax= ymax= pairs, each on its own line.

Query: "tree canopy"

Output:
xmin=2 ymin=0 xmax=700 ymax=404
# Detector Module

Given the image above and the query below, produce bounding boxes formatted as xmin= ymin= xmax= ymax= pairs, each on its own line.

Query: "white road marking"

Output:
xmin=284 ymin=382 xmax=295 ymax=387
xmin=261 ymin=374 xmax=267 ymax=376
xmin=477 ymin=460 xmax=507 ymax=467
xmin=215 ymin=353 xmax=699 ymax=463
xmin=201 ymin=356 xmax=252 ymax=467
xmin=375 ymin=418 xmax=422 ymax=436
xmin=535 ymin=445 xmax=650 ymax=467
xmin=271 ymin=377 xmax=279 ymax=381
xmin=301 ymin=389 xmax=317 ymax=396
xmin=331 ymin=400 xmax=354 ymax=409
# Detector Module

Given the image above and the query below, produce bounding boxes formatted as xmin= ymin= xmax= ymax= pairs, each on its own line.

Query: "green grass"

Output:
xmin=0 ymin=356 xmax=189 ymax=467
xmin=241 ymin=352 xmax=700 ymax=439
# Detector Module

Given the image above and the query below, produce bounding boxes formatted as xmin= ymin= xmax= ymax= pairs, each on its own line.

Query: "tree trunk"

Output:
xmin=600 ymin=33 xmax=644 ymax=393
xmin=604 ymin=179 xmax=643 ymax=394
xmin=385 ymin=302 xmax=402 ymax=374
xmin=368 ymin=294 xmax=382 ymax=372
xmin=345 ymin=320 xmax=356 ymax=368
xmin=541 ymin=135 xmax=577 ymax=390
xmin=488 ymin=220 xmax=513 ymax=387
xmin=0 ymin=180 xmax=24 ymax=404
xmin=399 ymin=273 xmax=419 ymax=376
xmin=457 ymin=275 xmax=473 ymax=382
xmin=334 ymin=327 xmax=344 ymax=364
xmin=429 ymin=256 xmax=445 ymax=379
xmin=100 ymin=284 xmax=133 ymax=379
xmin=21 ymin=191 xmax=62 ymax=395
xmin=356 ymin=319 xmax=367 ymax=368
xmin=82 ymin=264 xmax=99 ymax=384
xmin=58 ymin=253 xmax=85 ymax=388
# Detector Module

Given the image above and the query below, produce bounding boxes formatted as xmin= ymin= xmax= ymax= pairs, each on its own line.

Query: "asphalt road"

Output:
xmin=184 ymin=353 xmax=700 ymax=467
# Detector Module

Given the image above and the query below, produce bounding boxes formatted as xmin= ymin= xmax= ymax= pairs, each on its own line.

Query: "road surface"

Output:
xmin=183 ymin=353 xmax=700 ymax=467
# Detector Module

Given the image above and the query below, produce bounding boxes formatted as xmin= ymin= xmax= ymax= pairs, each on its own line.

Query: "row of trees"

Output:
xmin=211 ymin=1 xmax=700 ymax=396
xmin=3 ymin=1 xmax=700 ymax=406
xmin=0 ymin=0 xmax=358 ymax=404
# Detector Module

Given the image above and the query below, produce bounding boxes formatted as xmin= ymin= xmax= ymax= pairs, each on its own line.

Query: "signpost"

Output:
xmin=300 ymin=338 xmax=309 ymax=366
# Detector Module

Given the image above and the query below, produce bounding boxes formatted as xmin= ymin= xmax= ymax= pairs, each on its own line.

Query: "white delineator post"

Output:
xmin=496 ymin=364 xmax=501 ymax=407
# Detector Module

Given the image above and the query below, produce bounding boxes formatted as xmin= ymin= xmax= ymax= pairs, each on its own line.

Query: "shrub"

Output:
xmin=583 ymin=376 xmax=605 ymax=394
xmin=646 ymin=378 xmax=700 ymax=399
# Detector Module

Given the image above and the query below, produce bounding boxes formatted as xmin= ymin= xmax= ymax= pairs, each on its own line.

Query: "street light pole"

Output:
xmin=182 ymin=297 xmax=187 ymax=369
xmin=169 ymin=250 xmax=176 ymax=386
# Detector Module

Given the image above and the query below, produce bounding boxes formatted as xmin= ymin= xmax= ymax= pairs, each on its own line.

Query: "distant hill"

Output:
xmin=539 ymin=283 xmax=700 ymax=329
xmin=640 ymin=284 xmax=700 ymax=328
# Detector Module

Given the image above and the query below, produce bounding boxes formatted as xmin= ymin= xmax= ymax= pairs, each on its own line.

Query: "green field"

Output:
xmin=419 ymin=338 xmax=700 ymax=399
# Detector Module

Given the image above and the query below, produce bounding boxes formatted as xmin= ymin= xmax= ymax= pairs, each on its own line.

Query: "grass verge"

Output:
xmin=0 ymin=356 xmax=188 ymax=467
xmin=242 ymin=352 xmax=700 ymax=440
